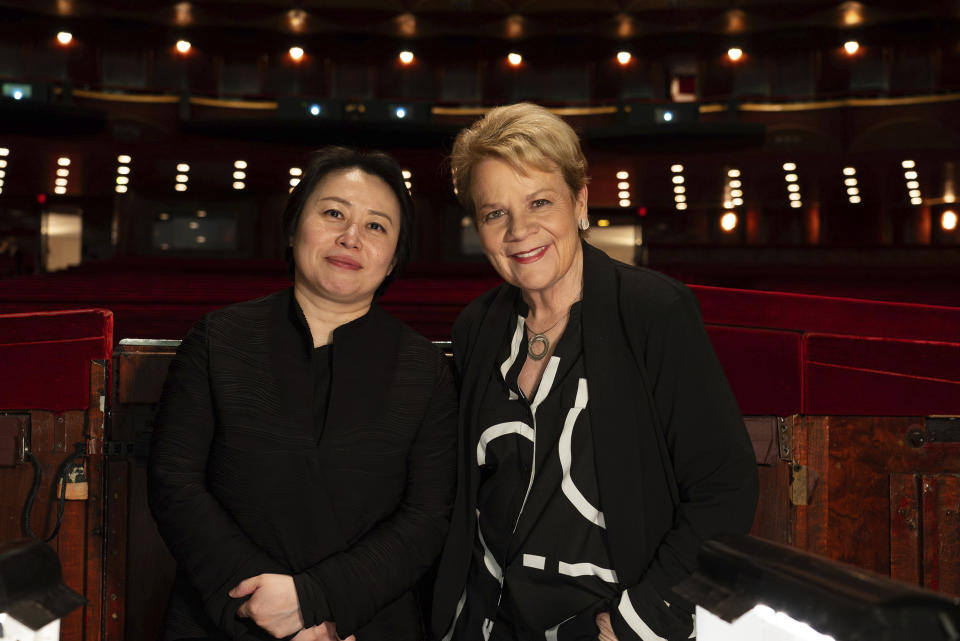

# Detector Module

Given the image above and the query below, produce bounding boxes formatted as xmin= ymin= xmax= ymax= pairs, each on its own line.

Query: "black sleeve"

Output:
xmin=292 ymin=355 xmax=459 ymax=636
xmin=148 ymin=318 xmax=288 ymax=638
xmin=611 ymin=286 xmax=759 ymax=641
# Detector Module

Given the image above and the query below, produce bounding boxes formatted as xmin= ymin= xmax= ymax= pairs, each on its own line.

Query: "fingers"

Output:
xmin=229 ymin=575 xmax=261 ymax=599
xmin=596 ymin=612 xmax=618 ymax=641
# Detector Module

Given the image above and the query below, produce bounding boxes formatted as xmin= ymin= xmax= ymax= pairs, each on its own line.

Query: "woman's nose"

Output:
xmin=338 ymin=223 xmax=360 ymax=247
xmin=506 ymin=212 xmax=534 ymax=239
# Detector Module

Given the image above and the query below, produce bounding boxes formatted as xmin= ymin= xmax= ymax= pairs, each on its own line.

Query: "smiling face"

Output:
xmin=291 ymin=167 xmax=401 ymax=307
xmin=471 ymin=156 xmax=587 ymax=298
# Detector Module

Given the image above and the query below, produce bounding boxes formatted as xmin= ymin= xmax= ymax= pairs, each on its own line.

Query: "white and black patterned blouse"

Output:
xmin=451 ymin=301 xmax=621 ymax=641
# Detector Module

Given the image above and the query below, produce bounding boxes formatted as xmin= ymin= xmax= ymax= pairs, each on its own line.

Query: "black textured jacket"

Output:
xmin=149 ymin=288 xmax=458 ymax=640
xmin=432 ymin=242 xmax=758 ymax=641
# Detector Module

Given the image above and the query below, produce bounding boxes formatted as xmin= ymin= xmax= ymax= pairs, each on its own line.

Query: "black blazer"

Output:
xmin=431 ymin=242 xmax=758 ymax=640
xmin=149 ymin=288 xmax=458 ymax=640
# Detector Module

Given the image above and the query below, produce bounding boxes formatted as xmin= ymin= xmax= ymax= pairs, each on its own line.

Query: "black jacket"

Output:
xmin=431 ymin=242 xmax=758 ymax=640
xmin=149 ymin=288 xmax=458 ymax=640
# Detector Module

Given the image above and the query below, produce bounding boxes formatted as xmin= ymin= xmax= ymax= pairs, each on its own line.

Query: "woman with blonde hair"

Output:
xmin=432 ymin=103 xmax=758 ymax=641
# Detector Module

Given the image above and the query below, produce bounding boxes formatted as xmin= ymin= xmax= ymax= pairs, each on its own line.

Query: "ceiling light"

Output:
xmin=676 ymin=202 xmax=688 ymax=210
xmin=289 ymin=167 xmax=302 ymax=176
xmin=787 ymin=183 xmax=800 ymax=192
xmin=176 ymin=163 xmax=190 ymax=172
xmin=616 ymin=171 xmax=629 ymax=179
xmin=234 ymin=160 xmax=247 ymax=169
xmin=784 ymin=173 xmax=798 ymax=182
xmin=782 ymin=162 xmax=796 ymax=171
xmin=906 ymin=180 xmax=919 ymax=189
xmin=672 ymin=175 xmax=684 ymax=184
xmin=54 ymin=186 xmax=67 ymax=194
xmin=507 ymin=52 xmax=522 ymax=66
xmin=849 ymin=195 xmax=861 ymax=203
xmin=911 ymin=197 xmax=922 ymax=205
xmin=670 ymin=164 xmax=684 ymax=173
xmin=289 ymin=46 xmax=304 ymax=61
xmin=118 ymin=154 xmax=132 ymax=164
xmin=233 ymin=171 xmax=245 ymax=180
xmin=789 ymin=192 xmax=801 ymax=201
xmin=617 ymin=51 xmax=631 ymax=65
xmin=942 ymin=210 xmax=958 ymax=231
xmin=398 ymin=50 xmax=414 ymax=65
xmin=843 ymin=40 xmax=860 ymax=55
xmin=901 ymin=160 xmax=915 ymax=169
xmin=729 ymin=180 xmax=741 ymax=188
xmin=619 ymin=199 xmax=631 ymax=207
xmin=790 ymin=200 xmax=802 ymax=208
xmin=720 ymin=212 xmax=738 ymax=232
xmin=617 ymin=181 xmax=630 ymax=190
xmin=57 ymin=31 xmax=73 ymax=45
xmin=843 ymin=167 xmax=856 ymax=176
xmin=176 ymin=39 xmax=191 ymax=54
xmin=618 ymin=190 xmax=630 ymax=199
xmin=732 ymin=198 xmax=744 ymax=206
xmin=115 ymin=185 xmax=128 ymax=193
xmin=727 ymin=47 xmax=743 ymax=62
xmin=674 ymin=185 xmax=685 ymax=194
xmin=118 ymin=166 xmax=130 ymax=175
xmin=175 ymin=183 xmax=187 ymax=192
xmin=116 ymin=176 xmax=129 ymax=185
xmin=57 ymin=157 xmax=71 ymax=166
xmin=844 ymin=178 xmax=858 ymax=186
xmin=233 ymin=181 xmax=245 ymax=190
xmin=727 ymin=169 xmax=740 ymax=178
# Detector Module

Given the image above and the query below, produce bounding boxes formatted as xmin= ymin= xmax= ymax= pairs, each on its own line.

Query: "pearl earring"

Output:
xmin=578 ymin=218 xmax=590 ymax=231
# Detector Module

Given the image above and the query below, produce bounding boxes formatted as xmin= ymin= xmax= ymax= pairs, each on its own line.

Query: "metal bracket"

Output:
xmin=777 ymin=416 xmax=793 ymax=462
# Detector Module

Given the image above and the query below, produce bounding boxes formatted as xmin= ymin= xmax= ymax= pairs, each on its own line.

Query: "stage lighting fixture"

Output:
xmin=618 ymin=191 xmax=630 ymax=199
xmin=289 ymin=46 xmax=304 ymax=61
xmin=176 ymin=163 xmax=190 ymax=172
xmin=0 ymin=148 xmax=8 ymax=156
xmin=727 ymin=168 xmax=740 ymax=178
xmin=57 ymin=31 xmax=73 ymax=45
xmin=507 ymin=52 xmax=522 ymax=66
xmin=175 ymin=183 xmax=187 ymax=192
xmin=290 ymin=167 xmax=302 ymax=176
xmin=394 ymin=107 xmax=407 ymax=119
xmin=176 ymin=39 xmax=191 ymax=54
xmin=399 ymin=50 xmax=414 ymax=65
xmin=670 ymin=164 xmax=684 ymax=173
xmin=782 ymin=162 xmax=796 ymax=171
xmin=676 ymin=202 xmax=687 ymax=210
xmin=790 ymin=200 xmax=802 ymax=208
xmin=849 ymin=195 xmax=861 ymax=203
xmin=844 ymin=40 xmax=860 ymax=55
xmin=662 ymin=110 xmax=674 ymax=122
xmin=721 ymin=212 xmax=738 ymax=232
xmin=617 ymin=181 xmax=630 ymax=190
xmin=617 ymin=51 xmax=631 ymax=65
xmin=672 ymin=175 xmax=684 ymax=184
xmin=616 ymin=171 xmax=629 ymax=180
xmin=597 ymin=219 xmax=611 ymax=227
xmin=619 ymin=199 xmax=631 ymax=207
xmin=911 ymin=197 xmax=922 ymax=205
xmin=674 ymin=186 xmax=685 ymax=194
xmin=233 ymin=181 xmax=245 ymax=190
xmin=727 ymin=47 xmax=743 ymax=62
xmin=234 ymin=160 xmax=247 ymax=169
xmin=309 ymin=104 xmax=322 ymax=116
xmin=901 ymin=159 xmax=916 ymax=169
xmin=843 ymin=167 xmax=856 ymax=176
xmin=118 ymin=155 xmax=131 ymax=164
xmin=116 ymin=177 xmax=128 ymax=185
xmin=115 ymin=185 xmax=128 ymax=193
xmin=942 ymin=210 xmax=958 ymax=231
xmin=233 ymin=171 xmax=245 ymax=180
xmin=57 ymin=157 xmax=70 ymax=167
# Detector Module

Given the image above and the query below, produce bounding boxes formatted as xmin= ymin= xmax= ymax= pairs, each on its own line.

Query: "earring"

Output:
xmin=578 ymin=218 xmax=590 ymax=231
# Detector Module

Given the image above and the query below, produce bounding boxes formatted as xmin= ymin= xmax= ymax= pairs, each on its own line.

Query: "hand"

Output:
xmin=230 ymin=573 xmax=304 ymax=638
xmin=596 ymin=612 xmax=619 ymax=641
xmin=292 ymin=622 xmax=356 ymax=641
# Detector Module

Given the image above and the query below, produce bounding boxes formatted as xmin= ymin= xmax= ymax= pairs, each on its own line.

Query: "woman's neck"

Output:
xmin=522 ymin=249 xmax=584 ymax=323
xmin=293 ymin=282 xmax=372 ymax=348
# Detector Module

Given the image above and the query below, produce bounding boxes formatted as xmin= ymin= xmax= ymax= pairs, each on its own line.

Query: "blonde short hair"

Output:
xmin=450 ymin=103 xmax=589 ymax=216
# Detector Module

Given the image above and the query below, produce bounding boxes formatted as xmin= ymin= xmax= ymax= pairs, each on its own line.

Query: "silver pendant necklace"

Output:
xmin=525 ymin=312 xmax=569 ymax=361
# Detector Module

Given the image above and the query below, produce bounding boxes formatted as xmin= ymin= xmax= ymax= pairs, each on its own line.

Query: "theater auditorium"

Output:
xmin=0 ymin=1 xmax=958 ymax=640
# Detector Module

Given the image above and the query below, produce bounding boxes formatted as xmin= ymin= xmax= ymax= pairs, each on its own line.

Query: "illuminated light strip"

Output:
xmin=783 ymin=162 xmax=802 ymax=208
xmin=671 ymin=164 xmax=687 ymax=211
xmin=616 ymin=169 xmax=631 ymax=207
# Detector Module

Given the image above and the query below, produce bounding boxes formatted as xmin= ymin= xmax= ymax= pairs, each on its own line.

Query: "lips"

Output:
xmin=326 ymin=255 xmax=361 ymax=270
xmin=510 ymin=245 xmax=548 ymax=264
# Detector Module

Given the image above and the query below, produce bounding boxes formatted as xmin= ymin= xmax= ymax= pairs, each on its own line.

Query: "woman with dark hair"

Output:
xmin=149 ymin=146 xmax=457 ymax=641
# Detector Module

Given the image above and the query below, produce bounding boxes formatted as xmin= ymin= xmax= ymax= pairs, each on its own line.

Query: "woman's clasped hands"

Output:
xmin=230 ymin=573 xmax=355 ymax=641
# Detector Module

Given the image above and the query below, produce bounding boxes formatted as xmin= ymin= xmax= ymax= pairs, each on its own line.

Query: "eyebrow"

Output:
xmin=318 ymin=196 xmax=394 ymax=222
xmin=477 ymin=188 xmax=557 ymax=211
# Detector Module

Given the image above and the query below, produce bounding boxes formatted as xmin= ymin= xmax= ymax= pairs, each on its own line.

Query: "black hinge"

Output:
xmin=103 ymin=434 xmax=151 ymax=460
